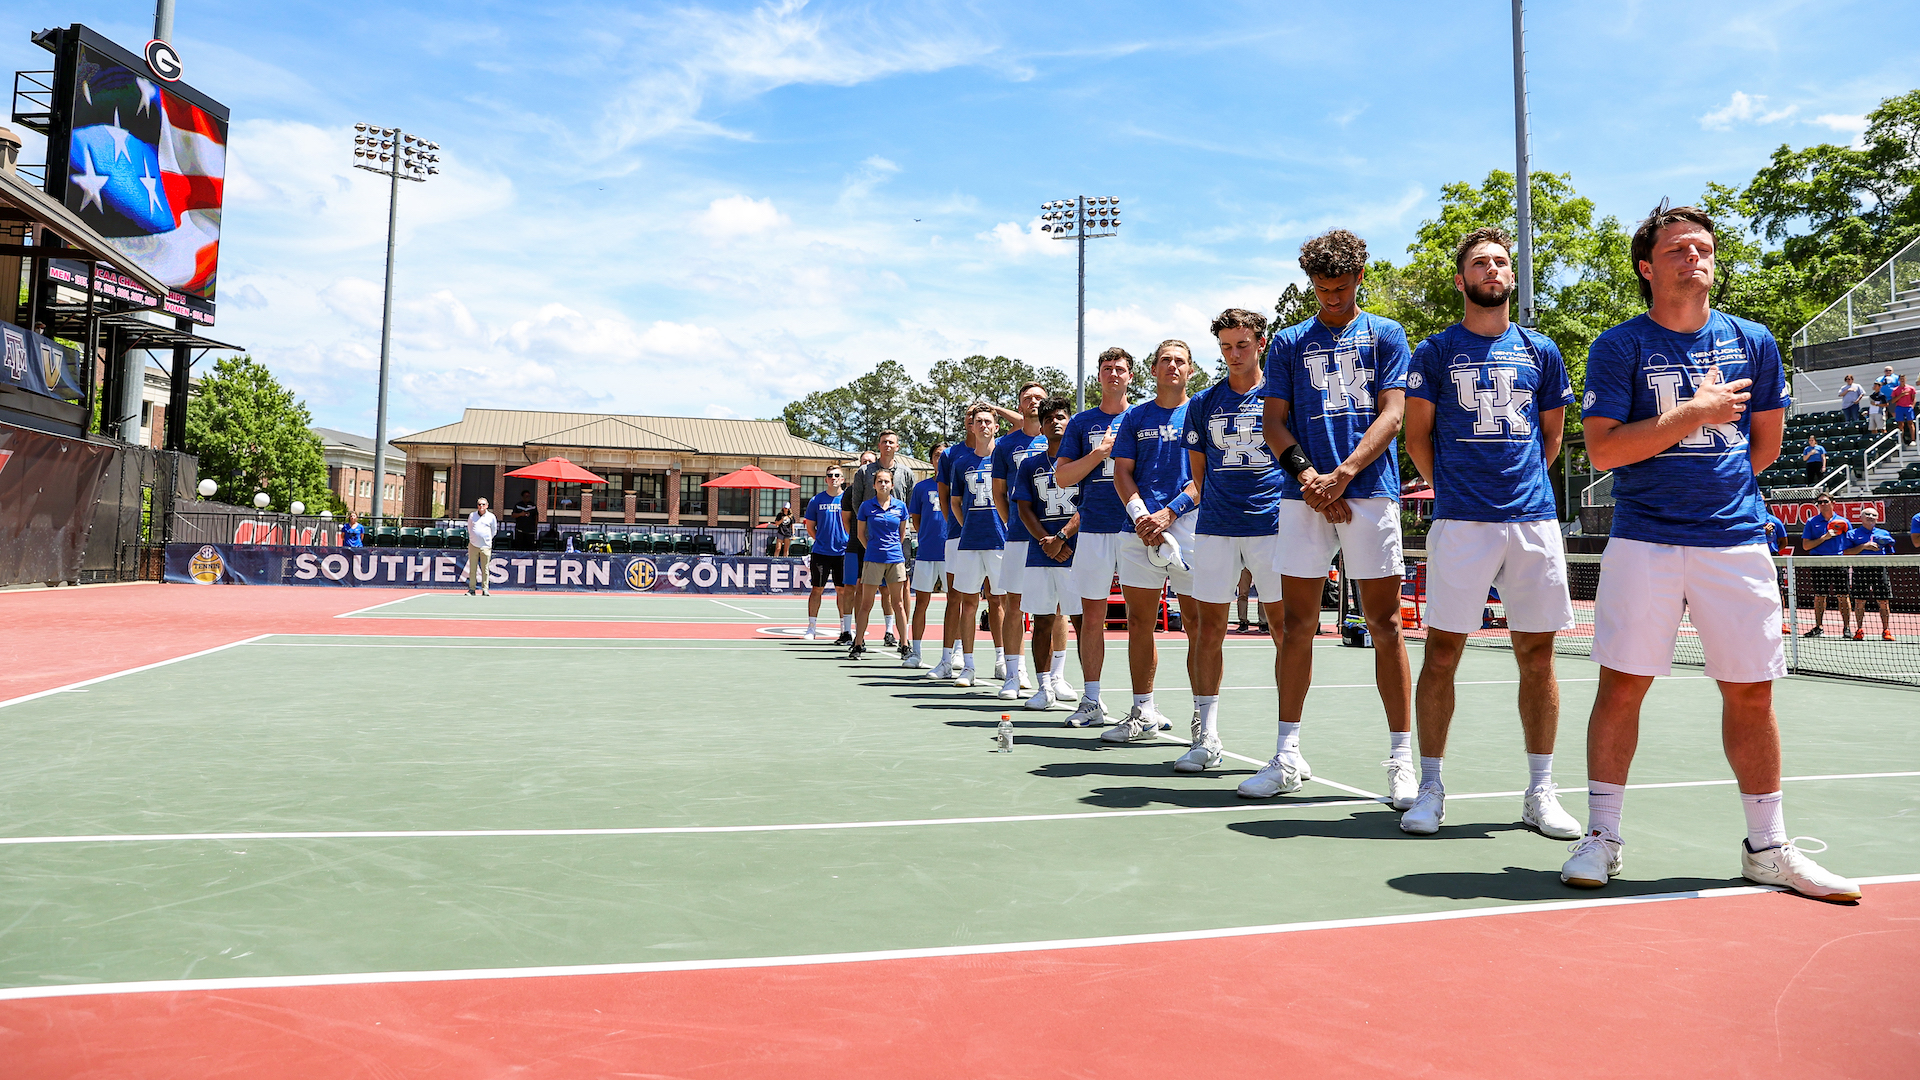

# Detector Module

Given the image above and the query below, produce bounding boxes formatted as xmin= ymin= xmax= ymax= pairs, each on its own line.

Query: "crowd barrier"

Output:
xmin=164 ymin=544 xmax=816 ymax=594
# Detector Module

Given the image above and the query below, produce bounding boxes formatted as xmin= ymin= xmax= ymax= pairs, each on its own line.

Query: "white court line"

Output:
xmin=0 ymin=635 xmax=270 ymax=711
xmin=1209 ymin=675 xmax=1711 ymax=691
xmin=5 ymin=873 xmax=1914 ymax=1003
xmin=708 ymin=598 xmax=774 ymax=619
xmin=332 ymin=593 xmax=428 ymax=618
xmin=342 ymin=612 xmax=786 ymax=622
xmin=255 ymin=642 xmax=786 ymax=651
xmin=0 ymin=769 xmax=1910 ymax=845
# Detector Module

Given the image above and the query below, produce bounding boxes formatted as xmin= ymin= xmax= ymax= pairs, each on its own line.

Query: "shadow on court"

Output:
xmin=1387 ymin=867 xmax=1743 ymax=902
xmin=1227 ymin=809 xmax=1530 ymax=843
xmin=1072 ymin=783 xmax=1319 ymax=810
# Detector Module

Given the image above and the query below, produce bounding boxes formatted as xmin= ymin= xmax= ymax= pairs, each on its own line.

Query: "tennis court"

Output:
xmin=1 ymin=582 xmax=1915 ymax=1078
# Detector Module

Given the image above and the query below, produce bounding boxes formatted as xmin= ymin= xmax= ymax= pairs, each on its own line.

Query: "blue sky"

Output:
xmin=4 ymin=0 xmax=1917 ymax=437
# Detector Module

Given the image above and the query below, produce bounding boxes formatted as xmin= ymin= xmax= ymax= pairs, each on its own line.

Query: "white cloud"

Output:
xmin=985 ymin=219 xmax=1073 ymax=259
xmin=1699 ymin=91 xmax=1797 ymax=130
xmin=1811 ymin=113 xmax=1867 ymax=132
xmin=693 ymin=194 xmax=790 ymax=237
xmin=841 ymin=155 xmax=901 ymax=202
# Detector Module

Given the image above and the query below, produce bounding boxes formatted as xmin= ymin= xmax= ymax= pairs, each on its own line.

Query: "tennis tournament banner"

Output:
xmin=164 ymin=545 xmax=817 ymax=593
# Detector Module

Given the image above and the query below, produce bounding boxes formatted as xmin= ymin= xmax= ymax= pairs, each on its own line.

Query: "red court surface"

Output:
xmin=3 ymin=882 xmax=1913 ymax=1080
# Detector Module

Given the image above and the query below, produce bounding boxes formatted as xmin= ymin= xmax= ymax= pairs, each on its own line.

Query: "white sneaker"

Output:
xmin=803 ymin=627 xmax=819 ymax=641
xmin=1051 ymin=674 xmax=1079 ymax=702
xmin=997 ymin=677 xmax=1021 ymax=699
xmin=909 ymin=647 xmax=928 ymax=668
xmin=1237 ymin=755 xmax=1304 ymax=798
xmin=994 ymin=660 xmax=1006 ymax=681
xmin=927 ymin=657 xmax=954 ymax=680
xmin=1173 ymin=711 xmax=1221 ymax=773
xmin=1062 ymin=698 xmax=1107 ymax=728
xmin=1522 ymin=783 xmax=1582 ymax=840
xmin=1281 ymin=752 xmax=1313 ymax=781
xmin=1399 ymin=782 xmax=1445 ymax=835
xmin=1099 ymin=705 xmax=1171 ymax=744
xmin=1740 ymin=837 xmax=1861 ymax=901
xmin=1560 ymin=829 xmax=1624 ymax=888
xmin=1025 ymin=685 xmax=1058 ymax=711
xmin=1019 ymin=667 xmax=1034 ymax=691
xmin=953 ymin=668 xmax=975 ymax=688
xmin=1383 ymin=757 xmax=1418 ymax=810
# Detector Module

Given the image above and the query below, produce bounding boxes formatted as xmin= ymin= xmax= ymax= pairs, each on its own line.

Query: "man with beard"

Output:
xmin=1398 ymin=227 xmax=1581 ymax=840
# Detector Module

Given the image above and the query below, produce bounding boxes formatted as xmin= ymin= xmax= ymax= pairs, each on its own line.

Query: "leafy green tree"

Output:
xmin=185 ymin=356 xmax=333 ymax=513
xmin=920 ymin=355 xmax=1072 ymax=442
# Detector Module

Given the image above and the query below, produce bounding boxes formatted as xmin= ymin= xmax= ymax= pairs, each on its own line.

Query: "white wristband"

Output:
xmin=1125 ymin=497 xmax=1149 ymax=523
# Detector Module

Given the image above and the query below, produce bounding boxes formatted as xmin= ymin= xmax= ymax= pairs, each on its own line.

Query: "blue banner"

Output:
xmin=164 ymin=545 xmax=817 ymax=593
xmin=1 ymin=320 xmax=83 ymax=405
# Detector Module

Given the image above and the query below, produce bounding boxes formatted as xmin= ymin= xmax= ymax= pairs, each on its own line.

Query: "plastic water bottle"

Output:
xmin=996 ymin=715 xmax=1014 ymax=753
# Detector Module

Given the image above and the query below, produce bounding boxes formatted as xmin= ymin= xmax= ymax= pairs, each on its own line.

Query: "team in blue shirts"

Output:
xmin=943 ymin=405 xmax=1008 ymax=688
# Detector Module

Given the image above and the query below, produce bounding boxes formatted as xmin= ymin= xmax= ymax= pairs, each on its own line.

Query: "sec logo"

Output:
xmin=625 ymin=558 xmax=658 ymax=591
xmin=1581 ymin=389 xmax=1597 ymax=411
xmin=1407 ymin=371 xmax=1423 ymax=389
xmin=1185 ymin=430 xmax=1198 ymax=444
xmin=188 ymin=544 xmax=224 ymax=584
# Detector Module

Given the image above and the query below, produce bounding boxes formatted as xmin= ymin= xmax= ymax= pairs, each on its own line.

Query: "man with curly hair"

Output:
xmin=1252 ymin=228 xmax=1418 ymax=809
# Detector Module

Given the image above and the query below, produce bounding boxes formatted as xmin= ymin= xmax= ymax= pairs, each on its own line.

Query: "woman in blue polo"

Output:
xmin=853 ymin=472 xmax=911 ymax=661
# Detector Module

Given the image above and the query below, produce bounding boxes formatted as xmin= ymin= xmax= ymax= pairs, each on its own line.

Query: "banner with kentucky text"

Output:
xmin=164 ymin=544 xmax=816 ymax=593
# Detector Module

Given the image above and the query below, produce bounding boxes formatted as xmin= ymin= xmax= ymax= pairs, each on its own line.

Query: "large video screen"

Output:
xmin=45 ymin=26 xmax=228 ymax=324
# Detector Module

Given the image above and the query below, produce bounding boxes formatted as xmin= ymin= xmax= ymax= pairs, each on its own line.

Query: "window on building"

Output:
xmin=757 ymin=479 xmax=793 ymax=520
xmin=383 ymin=484 xmax=394 ymax=502
xmin=459 ymin=464 xmax=494 ymax=510
xmin=431 ymin=469 xmax=448 ymax=518
xmin=140 ymin=401 xmax=153 ymax=428
xmin=796 ymin=475 xmax=826 ymax=507
xmin=633 ymin=471 xmax=668 ymax=514
xmin=595 ymin=473 xmax=628 ymax=514
xmin=717 ymin=487 xmax=752 ymax=518
xmin=680 ymin=472 xmax=707 ymax=515
xmin=550 ymin=483 xmax=582 ymax=512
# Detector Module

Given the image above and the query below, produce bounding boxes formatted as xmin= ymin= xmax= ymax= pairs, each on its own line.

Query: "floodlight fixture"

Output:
xmin=1036 ymin=194 xmax=1126 ymax=410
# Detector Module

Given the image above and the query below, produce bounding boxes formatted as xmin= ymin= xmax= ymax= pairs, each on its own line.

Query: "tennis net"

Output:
xmin=1407 ymin=552 xmax=1920 ymax=689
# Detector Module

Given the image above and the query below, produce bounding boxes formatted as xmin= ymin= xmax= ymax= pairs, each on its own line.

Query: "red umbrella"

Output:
xmin=705 ymin=466 xmax=801 ymax=535
xmin=506 ymin=457 xmax=609 ymax=484
xmin=1402 ymin=488 xmax=1434 ymax=500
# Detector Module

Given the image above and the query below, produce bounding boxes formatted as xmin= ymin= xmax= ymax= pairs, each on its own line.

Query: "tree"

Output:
xmin=185 ymin=355 xmax=334 ymax=513
xmin=920 ymin=355 xmax=1071 ymax=444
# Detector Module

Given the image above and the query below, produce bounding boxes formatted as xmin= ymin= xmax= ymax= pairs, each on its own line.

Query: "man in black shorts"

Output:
xmin=804 ymin=466 xmax=854 ymax=643
xmin=1844 ymin=507 xmax=1896 ymax=641
xmin=1798 ymin=494 xmax=1851 ymax=638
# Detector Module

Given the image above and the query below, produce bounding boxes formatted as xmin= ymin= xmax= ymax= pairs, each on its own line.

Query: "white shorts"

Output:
xmin=910 ymin=558 xmax=947 ymax=593
xmin=1020 ymin=564 xmax=1077 ymax=616
xmin=1070 ymin=531 xmax=1126 ymax=600
xmin=1590 ymin=538 xmax=1785 ymax=683
xmin=1189 ymin=533 xmax=1284 ymax=606
xmin=1116 ymin=515 xmax=1197 ymax=597
xmin=949 ymin=546 xmax=1003 ymax=595
xmin=995 ymin=541 xmax=1030 ymax=595
xmin=944 ymin=536 xmax=963 ymax=569
xmin=1275 ymin=497 xmax=1403 ymax=580
xmin=1423 ymin=518 xmax=1575 ymax=635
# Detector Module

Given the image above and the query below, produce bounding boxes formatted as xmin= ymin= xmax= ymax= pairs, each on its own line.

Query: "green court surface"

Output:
xmin=340 ymin=592 xmax=839 ymax=622
xmin=1 ymin=632 xmax=1915 ymax=993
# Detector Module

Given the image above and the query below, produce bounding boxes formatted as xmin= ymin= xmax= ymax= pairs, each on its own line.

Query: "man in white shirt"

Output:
xmin=467 ymin=498 xmax=498 ymax=596
xmin=1838 ymin=375 xmax=1864 ymax=426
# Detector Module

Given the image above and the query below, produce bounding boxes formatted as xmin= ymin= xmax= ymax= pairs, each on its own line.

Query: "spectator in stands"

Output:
xmin=1892 ymin=375 xmax=1917 ymax=445
xmin=1844 ymin=507 xmax=1896 ymax=641
xmin=1838 ymin=375 xmax=1865 ymax=426
xmin=1802 ymin=435 xmax=1826 ymax=487
xmin=1875 ymin=365 xmax=1900 ymax=404
xmin=1870 ymin=395 xmax=1888 ymax=434
xmin=767 ymin=503 xmax=795 ymax=556
xmin=1799 ymin=494 xmax=1851 ymax=638
xmin=1763 ymin=509 xmax=1789 ymax=555
xmin=512 ymin=490 xmax=537 ymax=550
xmin=467 ymin=498 xmax=498 ymax=597
xmin=341 ymin=511 xmax=364 ymax=548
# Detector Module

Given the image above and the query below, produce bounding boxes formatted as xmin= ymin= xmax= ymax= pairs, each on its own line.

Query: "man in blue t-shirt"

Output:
xmin=1799 ymin=493 xmax=1852 ymax=638
xmin=905 ymin=442 xmax=949 ymax=670
xmin=1398 ymin=227 xmax=1580 ymax=840
xmin=1105 ymin=340 xmax=1200 ymax=746
xmin=991 ymin=382 xmax=1057 ymax=701
xmin=1013 ymin=394 xmax=1083 ymax=716
xmin=803 ymin=466 xmax=854 ymax=643
xmin=1180 ymin=308 xmax=1287 ymax=777
xmin=1054 ymin=347 xmax=1136 ymax=725
xmin=1254 ymin=228 xmax=1416 ymax=809
xmin=1563 ymin=203 xmax=1855 ymax=902
xmin=945 ymin=403 xmax=1007 ymax=688
xmin=1762 ymin=510 xmax=1790 ymax=555
xmin=1843 ymin=506 xmax=1896 ymax=641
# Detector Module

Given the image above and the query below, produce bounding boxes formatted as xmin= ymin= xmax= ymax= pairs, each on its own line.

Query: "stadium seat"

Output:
xmin=674 ymin=534 xmax=696 ymax=555
xmin=398 ymin=527 xmax=422 ymax=548
xmin=581 ymin=531 xmax=605 ymax=552
xmin=790 ymin=537 xmax=811 ymax=556
xmin=607 ymin=531 xmax=630 ymax=553
xmin=694 ymin=534 xmax=718 ymax=554
xmin=372 ymin=527 xmax=399 ymax=548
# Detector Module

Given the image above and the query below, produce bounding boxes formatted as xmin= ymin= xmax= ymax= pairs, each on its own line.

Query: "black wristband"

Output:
xmin=1279 ymin=444 xmax=1313 ymax=479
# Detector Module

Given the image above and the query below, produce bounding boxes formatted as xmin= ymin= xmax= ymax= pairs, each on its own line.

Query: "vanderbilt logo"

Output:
xmin=625 ymin=558 xmax=658 ymax=590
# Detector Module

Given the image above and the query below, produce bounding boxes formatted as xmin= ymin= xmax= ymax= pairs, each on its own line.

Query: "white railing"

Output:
xmin=1579 ymin=471 xmax=1613 ymax=507
xmin=1863 ymin=428 xmax=1903 ymax=481
xmin=1814 ymin=463 xmax=1856 ymax=497
xmin=1796 ymin=233 xmax=1920 ymax=348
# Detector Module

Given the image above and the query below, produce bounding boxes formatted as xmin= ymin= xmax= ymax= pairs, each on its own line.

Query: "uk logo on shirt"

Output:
xmin=965 ymin=466 xmax=995 ymax=506
xmin=1304 ymin=339 xmax=1374 ymax=414
xmin=1209 ymin=404 xmax=1271 ymax=468
xmin=1645 ymin=352 xmax=1743 ymax=454
xmin=1449 ymin=363 xmax=1533 ymax=438
xmin=1035 ymin=473 xmax=1078 ymax=516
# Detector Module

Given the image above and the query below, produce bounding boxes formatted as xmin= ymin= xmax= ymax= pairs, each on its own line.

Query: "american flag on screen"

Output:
xmin=64 ymin=49 xmax=226 ymax=301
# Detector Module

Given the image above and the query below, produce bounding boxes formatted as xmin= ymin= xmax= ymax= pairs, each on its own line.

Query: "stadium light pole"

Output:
xmin=1511 ymin=0 xmax=1535 ymax=328
xmin=351 ymin=123 xmax=439 ymax=524
xmin=1038 ymin=196 xmax=1122 ymax=411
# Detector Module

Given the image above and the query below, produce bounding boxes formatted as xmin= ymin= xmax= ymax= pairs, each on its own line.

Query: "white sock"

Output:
xmin=808 ymin=616 xmax=818 ymax=631
xmin=995 ymin=647 xmax=1005 ymax=665
xmin=884 ymin=614 xmax=894 ymax=632
xmin=841 ymin=614 xmax=854 ymax=632
xmin=1004 ymin=656 xmax=1022 ymax=685
xmin=1586 ymin=780 xmax=1626 ymax=838
xmin=1195 ymin=695 xmax=1220 ymax=740
xmin=1388 ymin=730 xmax=1413 ymax=763
xmin=1420 ymin=756 xmax=1444 ymax=789
xmin=962 ymin=651 xmax=976 ymax=671
xmin=1526 ymin=752 xmax=1554 ymax=791
xmin=1133 ymin=692 xmax=1154 ymax=711
xmin=1050 ymin=650 xmax=1067 ymax=679
xmin=1083 ymin=680 xmax=1100 ymax=704
xmin=1276 ymin=720 xmax=1302 ymax=759
xmin=1741 ymin=790 xmax=1787 ymax=850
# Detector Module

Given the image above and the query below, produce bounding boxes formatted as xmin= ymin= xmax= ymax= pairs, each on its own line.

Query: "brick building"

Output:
xmin=313 ymin=427 xmax=442 ymax=517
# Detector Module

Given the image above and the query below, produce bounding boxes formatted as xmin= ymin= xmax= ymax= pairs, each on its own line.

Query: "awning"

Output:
xmin=0 ymin=166 xmax=169 ymax=300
